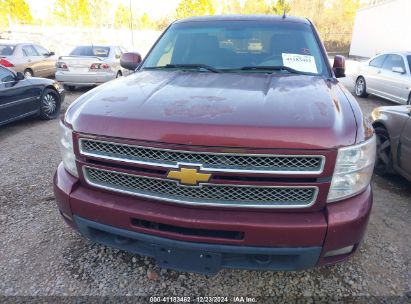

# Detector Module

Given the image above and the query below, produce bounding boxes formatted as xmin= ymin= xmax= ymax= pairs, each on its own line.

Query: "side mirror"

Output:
xmin=392 ymin=66 xmax=405 ymax=74
xmin=333 ymin=55 xmax=346 ymax=78
xmin=16 ymin=72 xmax=25 ymax=80
xmin=120 ymin=52 xmax=142 ymax=71
xmin=46 ymin=51 xmax=55 ymax=56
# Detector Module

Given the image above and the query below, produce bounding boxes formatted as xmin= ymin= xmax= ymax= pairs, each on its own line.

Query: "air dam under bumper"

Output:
xmin=54 ymin=163 xmax=373 ymax=274
xmin=75 ymin=215 xmax=321 ymax=274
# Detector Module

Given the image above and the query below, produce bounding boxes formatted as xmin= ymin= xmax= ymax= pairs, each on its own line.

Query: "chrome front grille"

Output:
xmin=80 ymin=139 xmax=324 ymax=174
xmin=83 ymin=167 xmax=318 ymax=208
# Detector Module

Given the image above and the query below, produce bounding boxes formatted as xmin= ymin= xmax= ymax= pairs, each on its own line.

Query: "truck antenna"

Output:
xmin=129 ymin=0 xmax=135 ymax=51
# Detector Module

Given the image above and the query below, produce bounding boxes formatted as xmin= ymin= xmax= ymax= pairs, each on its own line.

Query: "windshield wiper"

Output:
xmin=144 ymin=64 xmax=221 ymax=73
xmin=238 ymin=66 xmax=308 ymax=75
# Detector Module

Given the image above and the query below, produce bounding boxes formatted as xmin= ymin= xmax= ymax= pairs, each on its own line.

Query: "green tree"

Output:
xmin=53 ymin=0 xmax=91 ymax=27
xmin=138 ymin=12 xmax=151 ymax=29
xmin=1 ymin=0 xmax=33 ymax=25
xmin=88 ymin=0 xmax=111 ymax=27
xmin=151 ymin=16 xmax=173 ymax=31
xmin=175 ymin=0 xmax=215 ymax=19
xmin=53 ymin=0 xmax=70 ymax=24
xmin=219 ymin=0 xmax=242 ymax=14
xmin=273 ymin=0 xmax=291 ymax=15
xmin=0 ymin=0 xmax=10 ymax=28
xmin=289 ymin=0 xmax=361 ymax=53
xmin=114 ymin=3 xmax=132 ymax=29
xmin=78 ymin=0 xmax=91 ymax=26
xmin=242 ymin=0 xmax=271 ymax=14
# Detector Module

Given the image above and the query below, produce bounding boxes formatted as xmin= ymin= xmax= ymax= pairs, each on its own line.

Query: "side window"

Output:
xmin=22 ymin=45 xmax=39 ymax=57
xmin=33 ymin=44 xmax=49 ymax=56
xmin=115 ymin=47 xmax=122 ymax=58
xmin=0 ymin=67 xmax=15 ymax=82
xmin=382 ymin=54 xmax=406 ymax=71
xmin=407 ymin=56 xmax=411 ymax=74
xmin=0 ymin=45 xmax=15 ymax=56
xmin=369 ymin=54 xmax=387 ymax=68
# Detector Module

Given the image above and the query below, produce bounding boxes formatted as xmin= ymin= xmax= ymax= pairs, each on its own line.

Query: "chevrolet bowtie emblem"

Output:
xmin=167 ymin=167 xmax=211 ymax=186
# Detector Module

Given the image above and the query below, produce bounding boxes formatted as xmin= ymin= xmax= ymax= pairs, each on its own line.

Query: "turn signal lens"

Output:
xmin=58 ymin=121 xmax=78 ymax=177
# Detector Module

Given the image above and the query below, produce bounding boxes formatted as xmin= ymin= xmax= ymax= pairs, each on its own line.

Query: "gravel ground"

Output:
xmin=0 ymin=78 xmax=410 ymax=300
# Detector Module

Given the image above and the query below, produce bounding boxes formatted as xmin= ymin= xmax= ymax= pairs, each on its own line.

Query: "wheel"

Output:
xmin=39 ymin=89 xmax=61 ymax=120
xmin=63 ymin=84 xmax=75 ymax=91
xmin=116 ymin=71 xmax=122 ymax=78
xmin=374 ymin=126 xmax=394 ymax=176
xmin=355 ymin=76 xmax=368 ymax=98
xmin=24 ymin=69 xmax=33 ymax=78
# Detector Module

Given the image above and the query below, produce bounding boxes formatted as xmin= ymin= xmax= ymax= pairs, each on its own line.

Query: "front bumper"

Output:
xmin=55 ymin=71 xmax=116 ymax=86
xmin=75 ymin=215 xmax=321 ymax=274
xmin=54 ymin=163 xmax=373 ymax=274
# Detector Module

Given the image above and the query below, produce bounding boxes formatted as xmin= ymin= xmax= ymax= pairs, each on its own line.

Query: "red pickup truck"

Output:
xmin=54 ymin=15 xmax=376 ymax=274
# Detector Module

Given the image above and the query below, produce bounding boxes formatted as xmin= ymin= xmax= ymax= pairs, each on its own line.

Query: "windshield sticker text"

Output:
xmin=282 ymin=53 xmax=318 ymax=74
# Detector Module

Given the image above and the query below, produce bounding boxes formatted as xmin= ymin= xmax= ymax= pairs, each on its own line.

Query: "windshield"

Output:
xmin=143 ymin=20 xmax=328 ymax=75
xmin=0 ymin=44 xmax=15 ymax=56
xmin=69 ymin=46 xmax=110 ymax=57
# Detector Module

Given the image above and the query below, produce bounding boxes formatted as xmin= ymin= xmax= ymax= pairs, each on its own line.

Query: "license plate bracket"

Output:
xmin=153 ymin=245 xmax=222 ymax=275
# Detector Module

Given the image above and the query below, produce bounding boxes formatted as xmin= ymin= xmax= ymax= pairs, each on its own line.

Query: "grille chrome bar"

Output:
xmin=83 ymin=167 xmax=318 ymax=208
xmin=79 ymin=139 xmax=325 ymax=175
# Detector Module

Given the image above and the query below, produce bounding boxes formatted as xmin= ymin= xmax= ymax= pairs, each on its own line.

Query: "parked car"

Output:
xmin=0 ymin=64 xmax=64 ymax=126
xmin=55 ymin=45 xmax=128 ymax=91
xmin=371 ymin=105 xmax=411 ymax=182
xmin=354 ymin=52 xmax=411 ymax=105
xmin=54 ymin=15 xmax=375 ymax=275
xmin=0 ymin=30 xmax=12 ymax=40
xmin=0 ymin=41 xmax=57 ymax=78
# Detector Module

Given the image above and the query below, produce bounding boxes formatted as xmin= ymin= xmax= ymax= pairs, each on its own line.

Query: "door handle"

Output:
xmin=27 ymin=59 xmax=31 ymax=63
xmin=377 ymin=70 xmax=381 ymax=74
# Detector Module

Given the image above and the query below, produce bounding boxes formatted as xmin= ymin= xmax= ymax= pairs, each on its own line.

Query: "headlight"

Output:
xmin=327 ymin=135 xmax=376 ymax=202
xmin=58 ymin=121 xmax=78 ymax=177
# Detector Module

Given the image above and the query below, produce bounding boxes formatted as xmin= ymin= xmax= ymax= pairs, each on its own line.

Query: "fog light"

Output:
xmin=324 ymin=245 xmax=354 ymax=257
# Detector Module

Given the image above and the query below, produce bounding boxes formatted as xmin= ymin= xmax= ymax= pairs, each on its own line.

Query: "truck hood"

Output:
xmin=66 ymin=71 xmax=358 ymax=150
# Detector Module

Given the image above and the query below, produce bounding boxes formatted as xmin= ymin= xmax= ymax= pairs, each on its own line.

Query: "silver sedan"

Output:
xmin=55 ymin=45 xmax=128 ymax=91
xmin=354 ymin=52 xmax=411 ymax=105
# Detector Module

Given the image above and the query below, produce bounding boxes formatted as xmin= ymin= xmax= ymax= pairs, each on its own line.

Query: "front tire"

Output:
xmin=374 ymin=126 xmax=394 ymax=176
xmin=63 ymin=84 xmax=75 ymax=91
xmin=116 ymin=71 xmax=122 ymax=78
xmin=39 ymin=89 xmax=61 ymax=120
xmin=355 ymin=76 xmax=368 ymax=98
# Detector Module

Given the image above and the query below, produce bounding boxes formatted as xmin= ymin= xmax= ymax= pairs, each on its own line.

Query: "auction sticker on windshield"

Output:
xmin=282 ymin=53 xmax=318 ymax=73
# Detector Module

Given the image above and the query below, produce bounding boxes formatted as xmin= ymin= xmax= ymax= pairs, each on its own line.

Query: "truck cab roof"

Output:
xmin=174 ymin=14 xmax=311 ymax=25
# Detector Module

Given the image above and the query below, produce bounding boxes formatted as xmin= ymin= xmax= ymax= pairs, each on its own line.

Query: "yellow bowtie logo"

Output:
xmin=167 ymin=167 xmax=211 ymax=186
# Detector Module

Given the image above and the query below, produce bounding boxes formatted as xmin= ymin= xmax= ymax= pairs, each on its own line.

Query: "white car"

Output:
xmin=353 ymin=52 xmax=411 ymax=105
xmin=55 ymin=45 xmax=128 ymax=90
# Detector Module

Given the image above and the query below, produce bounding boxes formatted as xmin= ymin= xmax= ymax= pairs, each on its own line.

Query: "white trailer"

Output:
xmin=349 ymin=0 xmax=411 ymax=58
